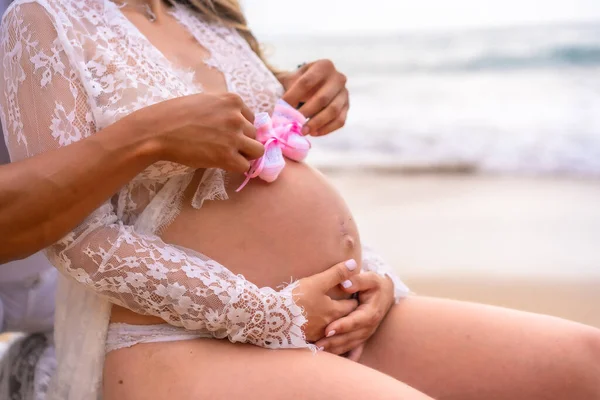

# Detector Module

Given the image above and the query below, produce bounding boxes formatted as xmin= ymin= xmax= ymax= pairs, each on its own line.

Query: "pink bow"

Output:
xmin=236 ymin=100 xmax=311 ymax=192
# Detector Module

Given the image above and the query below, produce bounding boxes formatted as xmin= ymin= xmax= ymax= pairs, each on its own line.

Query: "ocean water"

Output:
xmin=265 ymin=23 xmax=600 ymax=175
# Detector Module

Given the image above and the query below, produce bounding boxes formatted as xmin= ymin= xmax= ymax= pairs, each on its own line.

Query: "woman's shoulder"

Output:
xmin=2 ymin=0 xmax=102 ymax=36
xmin=1 ymin=0 xmax=114 ymax=63
xmin=2 ymin=1 xmax=61 ymax=35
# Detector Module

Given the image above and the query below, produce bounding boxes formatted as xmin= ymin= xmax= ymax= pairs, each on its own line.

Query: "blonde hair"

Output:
xmin=175 ymin=0 xmax=278 ymax=74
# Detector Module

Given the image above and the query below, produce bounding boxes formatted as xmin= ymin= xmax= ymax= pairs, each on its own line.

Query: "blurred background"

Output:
xmin=246 ymin=0 xmax=600 ymax=327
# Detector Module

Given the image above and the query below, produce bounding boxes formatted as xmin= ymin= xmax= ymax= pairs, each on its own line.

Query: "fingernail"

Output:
xmin=326 ymin=330 xmax=336 ymax=338
xmin=345 ymin=259 xmax=357 ymax=271
xmin=318 ymin=346 xmax=325 ymax=351
xmin=302 ymin=125 xmax=310 ymax=135
xmin=342 ymin=280 xmax=352 ymax=289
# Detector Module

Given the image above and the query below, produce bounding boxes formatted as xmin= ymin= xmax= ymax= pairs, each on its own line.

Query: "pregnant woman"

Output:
xmin=1 ymin=0 xmax=599 ymax=399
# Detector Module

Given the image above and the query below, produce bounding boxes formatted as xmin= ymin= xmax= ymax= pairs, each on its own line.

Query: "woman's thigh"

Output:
xmin=360 ymin=296 xmax=600 ymax=400
xmin=103 ymin=338 xmax=432 ymax=400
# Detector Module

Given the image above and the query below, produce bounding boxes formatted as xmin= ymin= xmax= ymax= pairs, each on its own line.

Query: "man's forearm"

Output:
xmin=0 ymin=116 xmax=160 ymax=263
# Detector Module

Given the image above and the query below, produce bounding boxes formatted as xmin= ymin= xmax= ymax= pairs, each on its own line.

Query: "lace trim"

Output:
xmin=105 ymin=323 xmax=212 ymax=353
xmin=192 ymin=168 xmax=229 ymax=209
xmin=134 ymin=173 xmax=194 ymax=235
xmin=362 ymin=245 xmax=411 ymax=303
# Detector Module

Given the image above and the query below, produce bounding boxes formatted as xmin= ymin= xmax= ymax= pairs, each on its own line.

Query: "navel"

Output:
xmin=341 ymin=233 xmax=356 ymax=250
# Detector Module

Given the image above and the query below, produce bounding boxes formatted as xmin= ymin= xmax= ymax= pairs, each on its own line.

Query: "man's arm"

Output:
xmin=0 ymin=115 xmax=159 ymax=263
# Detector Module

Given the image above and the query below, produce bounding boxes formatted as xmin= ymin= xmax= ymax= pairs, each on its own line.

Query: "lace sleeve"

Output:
xmin=0 ymin=3 xmax=310 ymax=350
xmin=361 ymin=245 xmax=410 ymax=303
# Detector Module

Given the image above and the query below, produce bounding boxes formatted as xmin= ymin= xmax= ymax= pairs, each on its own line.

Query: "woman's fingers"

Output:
xmin=302 ymin=89 xmax=347 ymax=136
xmin=240 ymin=117 xmax=257 ymax=140
xmin=313 ymin=100 xmax=349 ymax=137
xmin=238 ymin=136 xmax=264 ymax=160
xmin=347 ymin=343 xmax=365 ymax=362
xmin=280 ymin=59 xmax=349 ymax=136
xmin=325 ymin=304 xmax=373 ymax=336
xmin=330 ymin=298 xmax=359 ymax=322
xmin=238 ymin=99 xmax=256 ymax=124
xmin=313 ymin=259 xmax=359 ymax=291
xmin=339 ymin=271 xmax=381 ymax=294
xmin=297 ymin=76 xmax=344 ymax=120
xmin=227 ymin=154 xmax=252 ymax=174
xmin=316 ymin=329 xmax=368 ymax=355
xmin=282 ymin=63 xmax=327 ymax=109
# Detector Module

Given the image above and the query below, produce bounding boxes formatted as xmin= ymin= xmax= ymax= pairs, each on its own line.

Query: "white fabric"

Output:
xmin=362 ymin=245 xmax=411 ymax=302
xmin=105 ymin=322 xmax=212 ymax=353
xmin=0 ymin=253 xmax=56 ymax=334
xmin=0 ymin=1 xmax=407 ymax=398
xmin=33 ymin=343 xmax=56 ymax=400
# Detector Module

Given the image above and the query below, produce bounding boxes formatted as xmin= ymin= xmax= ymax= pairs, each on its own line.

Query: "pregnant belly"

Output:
xmin=165 ymin=161 xmax=361 ymax=286
xmin=110 ymin=161 xmax=361 ymax=324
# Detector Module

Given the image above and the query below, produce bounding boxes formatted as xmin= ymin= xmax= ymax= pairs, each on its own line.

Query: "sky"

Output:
xmin=243 ymin=0 xmax=600 ymax=36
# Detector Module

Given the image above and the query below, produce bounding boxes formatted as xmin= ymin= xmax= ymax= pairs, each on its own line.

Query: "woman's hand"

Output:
xmin=293 ymin=259 xmax=360 ymax=342
xmin=315 ymin=272 xmax=395 ymax=358
xmin=144 ymin=92 xmax=264 ymax=173
xmin=280 ymin=60 xmax=349 ymax=137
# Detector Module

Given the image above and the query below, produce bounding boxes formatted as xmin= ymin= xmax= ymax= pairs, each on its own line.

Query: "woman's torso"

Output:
xmin=38 ymin=0 xmax=360 ymax=324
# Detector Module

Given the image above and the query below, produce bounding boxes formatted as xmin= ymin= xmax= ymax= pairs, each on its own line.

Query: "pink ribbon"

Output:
xmin=236 ymin=136 xmax=282 ymax=192
xmin=235 ymin=101 xmax=311 ymax=192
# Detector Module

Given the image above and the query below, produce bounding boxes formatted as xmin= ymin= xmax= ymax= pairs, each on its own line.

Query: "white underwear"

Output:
xmin=105 ymin=323 xmax=212 ymax=353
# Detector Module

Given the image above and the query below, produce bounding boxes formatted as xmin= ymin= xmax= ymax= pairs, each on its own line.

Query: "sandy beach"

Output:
xmin=325 ymin=171 xmax=600 ymax=328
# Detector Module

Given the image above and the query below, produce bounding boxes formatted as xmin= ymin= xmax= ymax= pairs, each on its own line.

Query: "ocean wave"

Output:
xmin=269 ymin=23 xmax=600 ymax=73
xmin=338 ymin=45 xmax=600 ymax=74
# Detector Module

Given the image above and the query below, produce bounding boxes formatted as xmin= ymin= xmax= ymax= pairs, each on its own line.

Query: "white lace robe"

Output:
xmin=0 ymin=0 xmax=408 ymax=398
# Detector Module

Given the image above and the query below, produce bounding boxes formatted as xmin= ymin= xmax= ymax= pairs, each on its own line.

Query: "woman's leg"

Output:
xmin=103 ymin=338 xmax=432 ymax=400
xmin=359 ymin=296 xmax=600 ymax=400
